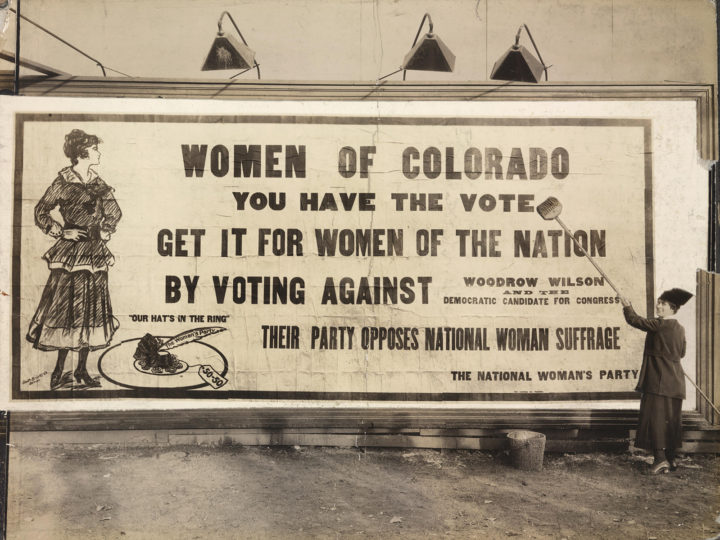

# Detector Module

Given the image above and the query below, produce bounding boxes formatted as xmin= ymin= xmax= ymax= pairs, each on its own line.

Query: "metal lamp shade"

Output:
xmin=201 ymin=33 xmax=256 ymax=71
xmin=401 ymin=33 xmax=455 ymax=72
xmin=490 ymin=45 xmax=544 ymax=83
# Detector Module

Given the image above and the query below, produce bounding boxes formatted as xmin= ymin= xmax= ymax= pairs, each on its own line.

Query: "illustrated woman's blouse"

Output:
xmin=34 ymin=166 xmax=121 ymax=272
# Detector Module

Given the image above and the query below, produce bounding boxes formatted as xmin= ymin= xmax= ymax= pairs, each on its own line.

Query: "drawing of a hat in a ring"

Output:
xmin=26 ymin=129 xmax=121 ymax=390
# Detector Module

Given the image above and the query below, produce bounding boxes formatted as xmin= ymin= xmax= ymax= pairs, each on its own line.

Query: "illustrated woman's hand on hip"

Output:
xmin=63 ymin=228 xmax=86 ymax=241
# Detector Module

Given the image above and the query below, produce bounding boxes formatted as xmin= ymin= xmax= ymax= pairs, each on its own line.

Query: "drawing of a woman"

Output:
xmin=26 ymin=129 xmax=121 ymax=389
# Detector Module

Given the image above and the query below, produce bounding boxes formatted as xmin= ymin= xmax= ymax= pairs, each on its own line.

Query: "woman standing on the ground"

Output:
xmin=26 ymin=129 xmax=121 ymax=389
xmin=620 ymin=288 xmax=692 ymax=474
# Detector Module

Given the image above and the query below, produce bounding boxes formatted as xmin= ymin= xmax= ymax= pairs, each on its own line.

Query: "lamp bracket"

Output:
xmin=215 ymin=10 xmax=260 ymax=79
xmin=404 ymin=13 xmax=434 ymax=81
xmin=217 ymin=11 xmax=246 ymax=44
xmin=515 ymin=24 xmax=549 ymax=81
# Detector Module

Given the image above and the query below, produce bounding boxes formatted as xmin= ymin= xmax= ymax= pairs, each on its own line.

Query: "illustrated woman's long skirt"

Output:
xmin=26 ymin=268 xmax=118 ymax=351
xmin=635 ymin=392 xmax=683 ymax=450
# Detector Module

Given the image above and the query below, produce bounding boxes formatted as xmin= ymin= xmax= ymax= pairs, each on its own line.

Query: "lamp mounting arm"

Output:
xmin=403 ymin=13 xmax=434 ymax=81
xmin=217 ymin=10 xmax=261 ymax=80
xmin=515 ymin=24 xmax=548 ymax=81
xmin=217 ymin=11 xmax=248 ymax=45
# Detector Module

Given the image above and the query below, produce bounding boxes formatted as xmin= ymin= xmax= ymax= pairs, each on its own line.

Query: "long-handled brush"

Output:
xmin=536 ymin=196 xmax=622 ymax=296
xmin=685 ymin=378 xmax=720 ymax=417
xmin=537 ymin=196 xmax=720 ymax=418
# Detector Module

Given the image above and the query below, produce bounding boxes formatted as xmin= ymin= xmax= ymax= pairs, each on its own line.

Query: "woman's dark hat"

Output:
xmin=659 ymin=288 xmax=693 ymax=306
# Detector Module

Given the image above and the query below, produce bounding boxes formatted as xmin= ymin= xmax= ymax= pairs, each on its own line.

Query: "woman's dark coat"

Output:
xmin=623 ymin=305 xmax=686 ymax=399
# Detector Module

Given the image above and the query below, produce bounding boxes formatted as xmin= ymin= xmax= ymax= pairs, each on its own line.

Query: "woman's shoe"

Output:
xmin=50 ymin=370 xmax=63 ymax=390
xmin=668 ymin=459 xmax=678 ymax=471
xmin=73 ymin=370 xmax=101 ymax=388
xmin=649 ymin=460 xmax=670 ymax=474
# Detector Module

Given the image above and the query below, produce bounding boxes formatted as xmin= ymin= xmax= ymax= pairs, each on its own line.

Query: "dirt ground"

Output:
xmin=6 ymin=444 xmax=720 ymax=539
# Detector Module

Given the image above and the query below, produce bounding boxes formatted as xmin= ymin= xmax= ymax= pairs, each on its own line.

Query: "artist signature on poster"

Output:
xmin=22 ymin=371 xmax=49 ymax=387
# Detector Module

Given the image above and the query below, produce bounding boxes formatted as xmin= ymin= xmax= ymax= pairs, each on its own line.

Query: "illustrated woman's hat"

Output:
xmin=659 ymin=288 xmax=693 ymax=306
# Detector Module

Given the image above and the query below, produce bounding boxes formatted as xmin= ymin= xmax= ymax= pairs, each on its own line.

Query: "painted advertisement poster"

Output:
xmin=11 ymin=112 xmax=652 ymax=400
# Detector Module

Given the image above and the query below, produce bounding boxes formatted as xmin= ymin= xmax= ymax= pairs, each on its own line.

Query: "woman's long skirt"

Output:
xmin=635 ymin=392 xmax=683 ymax=451
xmin=26 ymin=268 xmax=118 ymax=351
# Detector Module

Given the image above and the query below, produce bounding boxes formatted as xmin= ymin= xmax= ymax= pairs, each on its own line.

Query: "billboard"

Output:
xmin=0 ymin=96 xmax=707 ymax=405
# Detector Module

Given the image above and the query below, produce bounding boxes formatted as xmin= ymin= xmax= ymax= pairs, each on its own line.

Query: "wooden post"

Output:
xmin=697 ymin=269 xmax=720 ymax=424
xmin=0 ymin=411 xmax=8 ymax=539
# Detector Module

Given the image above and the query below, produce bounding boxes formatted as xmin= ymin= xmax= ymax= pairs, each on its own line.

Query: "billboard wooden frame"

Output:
xmin=1 ymin=76 xmax=717 ymax=430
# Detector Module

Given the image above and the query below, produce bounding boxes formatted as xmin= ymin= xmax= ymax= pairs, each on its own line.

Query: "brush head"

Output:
xmin=537 ymin=197 xmax=562 ymax=220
